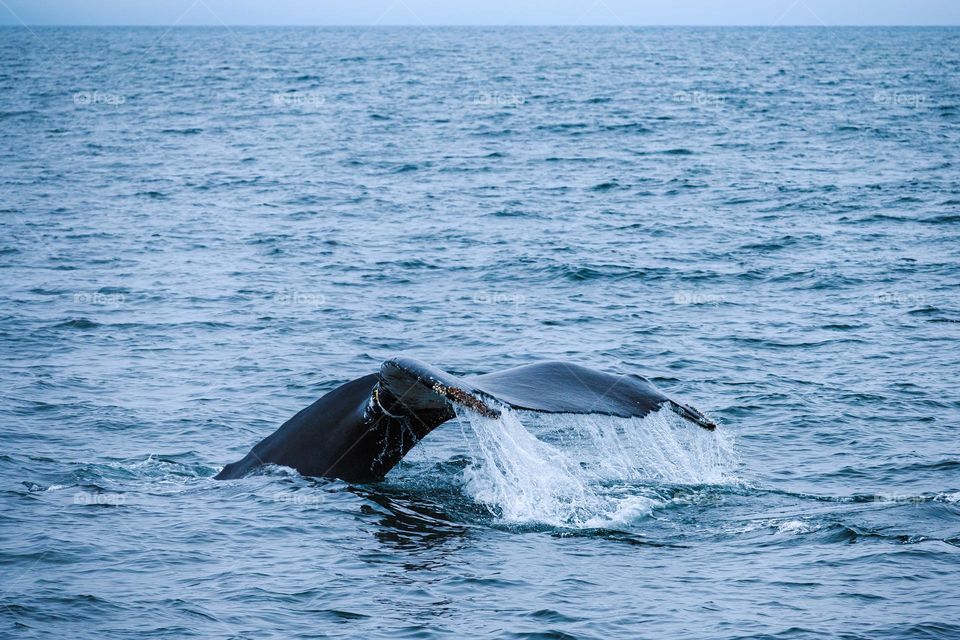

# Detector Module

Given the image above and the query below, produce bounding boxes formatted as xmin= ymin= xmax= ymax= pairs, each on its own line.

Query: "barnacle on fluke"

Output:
xmin=436 ymin=383 xmax=501 ymax=419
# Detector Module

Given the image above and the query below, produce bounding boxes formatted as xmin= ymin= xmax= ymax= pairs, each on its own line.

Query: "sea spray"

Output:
xmin=534 ymin=408 xmax=738 ymax=485
xmin=458 ymin=405 xmax=605 ymax=526
xmin=456 ymin=405 xmax=737 ymax=527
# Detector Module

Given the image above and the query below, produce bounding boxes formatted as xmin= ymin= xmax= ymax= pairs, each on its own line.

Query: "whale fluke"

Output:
xmin=465 ymin=361 xmax=716 ymax=429
xmin=215 ymin=357 xmax=716 ymax=482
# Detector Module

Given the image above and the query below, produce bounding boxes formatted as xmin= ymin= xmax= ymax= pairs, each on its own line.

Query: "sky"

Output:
xmin=1 ymin=0 xmax=958 ymax=27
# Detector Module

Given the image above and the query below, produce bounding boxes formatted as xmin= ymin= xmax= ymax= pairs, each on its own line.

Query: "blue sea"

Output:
xmin=2 ymin=26 xmax=959 ymax=639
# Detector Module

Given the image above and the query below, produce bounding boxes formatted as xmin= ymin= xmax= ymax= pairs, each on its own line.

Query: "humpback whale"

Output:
xmin=214 ymin=357 xmax=716 ymax=482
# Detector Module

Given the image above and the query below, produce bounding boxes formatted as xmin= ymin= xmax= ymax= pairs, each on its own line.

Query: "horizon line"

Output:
xmin=3 ymin=23 xmax=958 ymax=28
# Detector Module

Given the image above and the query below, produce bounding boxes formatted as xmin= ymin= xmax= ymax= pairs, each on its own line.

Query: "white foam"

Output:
xmin=776 ymin=519 xmax=815 ymax=535
xmin=584 ymin=495 xmax=660 ymax=529
xmin=728 ymin=519 xmax=818 ymax=536
xmin=455 ymin=405 xmax=737 ymax=528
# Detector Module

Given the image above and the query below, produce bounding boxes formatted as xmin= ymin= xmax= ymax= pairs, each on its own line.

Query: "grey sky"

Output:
xmin=2 ymin=0 xmax=958 ymax=26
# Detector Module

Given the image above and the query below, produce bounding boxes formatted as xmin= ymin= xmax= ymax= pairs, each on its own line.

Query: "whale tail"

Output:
xmin=215 ymin=357 xmax=717 ymax=482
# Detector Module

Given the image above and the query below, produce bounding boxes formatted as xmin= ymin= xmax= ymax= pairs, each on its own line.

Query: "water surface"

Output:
xmin=2 ymin=26 xmax=959 ymax=639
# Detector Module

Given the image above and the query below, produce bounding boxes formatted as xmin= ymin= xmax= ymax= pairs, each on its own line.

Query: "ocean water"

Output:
xmin=2 ymin=25 xmax=959 ymax=639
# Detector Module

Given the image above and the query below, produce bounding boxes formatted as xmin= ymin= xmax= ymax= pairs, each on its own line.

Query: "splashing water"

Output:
xmin=457 ymin=406 xmax=738 ymax=528
xmin=534 ymin=408 xmax=738 ymax=485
